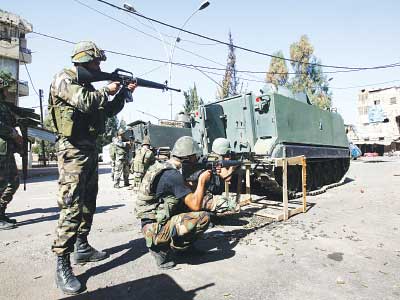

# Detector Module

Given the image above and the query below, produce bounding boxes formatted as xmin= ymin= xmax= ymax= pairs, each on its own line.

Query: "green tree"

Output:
xmin=183 ymin=83 xmax=203 ymax=113
xmin=217 ymin=31 xmax=240 ymax=99
xmin=288 ymin=35 xmax=331 ymax=109
xmin=40 ymin=115 xmax=56 ymax=157
xmin=266 ymin=50 xmax=288 ymax=87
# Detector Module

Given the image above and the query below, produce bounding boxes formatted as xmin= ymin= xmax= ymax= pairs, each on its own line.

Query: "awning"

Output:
xmin=27 ymin=127 xmax=56 ymax=143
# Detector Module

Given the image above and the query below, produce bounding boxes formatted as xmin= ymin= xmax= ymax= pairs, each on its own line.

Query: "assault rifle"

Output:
xmin=4 ymin=102 xmax=41 ymax=190
xmin=184 ymin=159 xmax=242 ymax=194
xmin=76 ymin=66 xmax=181 ymax=102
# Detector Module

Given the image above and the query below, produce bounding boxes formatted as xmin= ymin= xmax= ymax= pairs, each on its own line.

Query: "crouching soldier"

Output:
xmin=136 ymin=136 xmax=237 ymax=269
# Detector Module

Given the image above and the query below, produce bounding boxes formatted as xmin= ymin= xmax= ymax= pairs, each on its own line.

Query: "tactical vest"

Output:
xmin=48 ymin=68 xmax=106 ymax=139
xmin=135 ymin=160 xmax=178 ymax=223
xmin=133 ymin=148 xmax=155 ymax=174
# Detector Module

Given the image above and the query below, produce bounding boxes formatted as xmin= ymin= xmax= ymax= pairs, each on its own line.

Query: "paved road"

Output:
xmin=0 ymin=158 xmax=399 ymax=300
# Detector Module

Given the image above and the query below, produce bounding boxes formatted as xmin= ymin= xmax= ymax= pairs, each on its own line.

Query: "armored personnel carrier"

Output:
xmin=191 ymin=85 xmax=350 ymax=192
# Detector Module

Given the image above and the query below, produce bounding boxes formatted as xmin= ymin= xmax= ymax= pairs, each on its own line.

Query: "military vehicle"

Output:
xmin=191 ymin=85 xmax=350 ymax=192
xmin=127 ymin=118 xmax=191 ymax=158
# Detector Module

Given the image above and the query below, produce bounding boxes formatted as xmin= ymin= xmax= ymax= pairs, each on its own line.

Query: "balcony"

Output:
xmin=18 ymin=80 xmax=29 ymax=97
xmin=19 ymin=47 xmax=32 ymax=64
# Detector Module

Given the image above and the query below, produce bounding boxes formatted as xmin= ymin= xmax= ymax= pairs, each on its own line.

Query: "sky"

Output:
xmin=3 ymin=0 xmax=400 ymax=125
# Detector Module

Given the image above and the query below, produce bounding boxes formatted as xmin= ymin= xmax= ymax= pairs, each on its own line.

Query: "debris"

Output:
xmin=336 ymin=276 xmax=345 ymax=284
xmin=327 ymin=252 xmax=344 ymax=262
xmin=33 ymin=276 xmax=42 ymax=280
xmin=223 ymin=293 xmax=232 ymax=298
xmin=360 ymin=189 xmax=365 ymax=193
xmin=379 ymin=270 xmax=388 ymax=275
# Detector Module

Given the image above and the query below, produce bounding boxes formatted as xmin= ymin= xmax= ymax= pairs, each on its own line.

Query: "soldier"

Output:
xmin=0 ymin=71 xmax=22 ymax=230
xmin=135 ymin=136 xmax=237 ymax=270
xmin=109 ymin=136 xmax=117 ymax=181
xmin=113 ymin=128 xmax=131 ymax=188
xmin=131 ymin=136 xmax=155 ymax=190
xmin=49 ymin=41 xmax=137 ymax=295
xmin=210 ymin=137 xmax=237 ymax=183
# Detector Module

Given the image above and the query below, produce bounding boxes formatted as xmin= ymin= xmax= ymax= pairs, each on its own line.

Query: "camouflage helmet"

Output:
xmin=0 ymin=71 xmax=16 ymax=90
xmin=142 ymin=136 xmax=151 ymax=146
xmin=171 ymin=136 xmax=201 ymax=158
xmin=71 ymin=41 xmax=107 ymax=63
xmin=212 ymin=138 xmax=231 ymax=156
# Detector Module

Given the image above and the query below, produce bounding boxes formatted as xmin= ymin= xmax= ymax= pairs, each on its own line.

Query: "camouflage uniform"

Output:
xmin=132 ymin=145 xmax=155 ymax=189
xmin=49 ymin=67 xmax=127 ymax=256
xmin=0 ymin=91 xmax=20 ymax=228
xmin=113 ymin=137 xmax=131 ymax=187
xmin=109 ymin=139 xmax=116 ymax=181
xmin=136 ymin=160 xmax=210 ymax=251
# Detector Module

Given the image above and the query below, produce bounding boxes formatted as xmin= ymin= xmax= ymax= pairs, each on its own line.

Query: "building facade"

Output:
xmin=0 ymin=9 xmax=32 ymax=105
xmin=353 ymin=86 xmax=400 ymax=154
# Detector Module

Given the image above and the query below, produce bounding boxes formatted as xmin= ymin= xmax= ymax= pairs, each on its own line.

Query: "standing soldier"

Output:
xmin=132 ymin=136 xmax=155 ymax=190
xmin=49 ymin=41 xmax=137 ymax=295
xmin=113 ymin=128 xmax=131 ymax=188
xmin=109 ymin=136 xmax=117 ymax=181
xmin=0 ymin=71 xmax=21 ymax=230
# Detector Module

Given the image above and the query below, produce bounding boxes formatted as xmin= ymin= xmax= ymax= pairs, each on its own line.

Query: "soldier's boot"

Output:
xmin=149 ymin=245 xmax=176 ymax=270
xmin=124 ymin=180 xmax=130 ymax=187
xmin=113 ymin=179 xmax=120 ymax=189
xmin=73 ymin=236 xmax=109 ymax=264
xmin=55 ymin=254 xmax=81 ymax=295
xmin=0 ymin=208 xmax=16 ymax=230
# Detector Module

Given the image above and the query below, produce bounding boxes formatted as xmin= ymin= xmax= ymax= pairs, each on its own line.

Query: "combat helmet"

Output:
xmin=212 ymin=138 xmax=231 ymax=156
xmin=171 ymin=136 xmax=201 ymax=158
xmin=142 ymin=136 xmax=151 ymax=146
xmin=71 ymin=41 xmax=107 ymax=63
xmin=117 ymin=128 xmax=125 ymax=136
xmin=0 ymin=71 xmax=16 ymax=90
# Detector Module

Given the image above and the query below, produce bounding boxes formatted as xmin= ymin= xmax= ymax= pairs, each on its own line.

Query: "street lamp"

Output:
xmin=123 ymin=3 xmax=170 ymax=62
xmin=168 ymin=0 xmax=210 ymax=119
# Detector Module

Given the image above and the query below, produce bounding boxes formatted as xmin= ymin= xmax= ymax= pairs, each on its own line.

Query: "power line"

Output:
xmin=71 ymin=0 xmax=228 ymax=70
xmin=23 ymin=61 xmax=40 ymax=97
xmin=93 ymin=0 xmax=400 ymax=71
xmin=331 ymin=79 xmax=400 ymax=90
xmin=30 ymin=30 xmax=400 ymax=76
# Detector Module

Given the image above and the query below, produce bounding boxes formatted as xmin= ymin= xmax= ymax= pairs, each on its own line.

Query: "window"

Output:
xmin=374 ymin=100 xmax=380 ymax=105
xmin=390 ymin=97 xmax=396 ymax=104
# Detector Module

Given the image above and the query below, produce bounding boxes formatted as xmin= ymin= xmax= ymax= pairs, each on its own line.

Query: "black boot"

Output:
xmin=0 ymin=208 xmax=16 ymax=230
xmin=113 ymin=179 xmax=120 ymax=189
xmin=149 ymin=245 xmax=176 ymax=270
xmin=73 ymin=236 xmax=109 ymax=264
xmin=55 ymin=255 xmax=81 ymax=295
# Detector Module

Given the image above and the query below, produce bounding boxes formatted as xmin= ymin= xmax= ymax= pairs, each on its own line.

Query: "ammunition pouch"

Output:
xmin=50 ymin=103 xmax=106 ymax=138
xmin=50 ymin=104 xmax=75 ymax=137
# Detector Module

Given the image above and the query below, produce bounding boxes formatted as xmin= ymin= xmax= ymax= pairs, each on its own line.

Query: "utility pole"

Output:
xmin=39 ymin=89 xmax=46 ymax=166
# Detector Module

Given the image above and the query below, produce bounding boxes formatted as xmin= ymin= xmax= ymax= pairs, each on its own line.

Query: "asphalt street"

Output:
xmin=0 ymin=157 xmax=399 ymax=300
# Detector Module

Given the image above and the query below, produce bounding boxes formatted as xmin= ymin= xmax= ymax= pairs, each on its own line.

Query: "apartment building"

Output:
xmin=353 ymin=86 xmax=400 ymax=154
xmin=0 ymin=9 xmax=32 ymax=105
